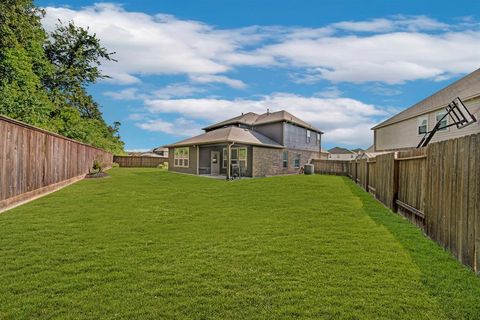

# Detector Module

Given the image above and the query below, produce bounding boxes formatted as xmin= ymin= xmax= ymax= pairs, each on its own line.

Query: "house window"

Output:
xmin=436 ymin=111 xmax=448 ymax=131
xmin=174 ymin=147 xmax=189 ymax=167
xmin=222 ymin=147 xmax=247 ymax=168
xmin=306 ymin=130 xmax=311 ymax=143
xmin=282 ymin=150 xmax=288 ymax=168
xmin=222 ymin=148 xmax=228 ymax=168
xmin=238 ymin=147 xmax=247 ymax=168
xmin=293 ymin=154 xmax=300 ymax=168
xmin=317 ymin=133 xmax=321 ymax=145
xmin=418 ymin=116 xmax=428 ymax=135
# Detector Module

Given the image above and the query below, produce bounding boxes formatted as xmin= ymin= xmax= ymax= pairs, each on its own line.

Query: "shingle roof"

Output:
xmin=328 ymin=147 xmax=354 ymax=154
xmin=165 ymin=126 xmax=284 ymax=148
xmin=372 ymin=68 xmax=480 ymax=130
xmin=203 ymin=110 xmax=323 ymax=133
xmin=202 ymin=112 xmax=259 ymax=130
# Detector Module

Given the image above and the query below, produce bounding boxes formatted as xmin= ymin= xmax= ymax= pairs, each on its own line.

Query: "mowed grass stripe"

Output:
xmin=0 ymin=168 xmax=479 ymax=319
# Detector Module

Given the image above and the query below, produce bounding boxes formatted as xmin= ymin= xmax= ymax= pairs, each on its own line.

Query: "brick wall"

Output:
xmin=252 ymin=147 xmax=319 ymax=177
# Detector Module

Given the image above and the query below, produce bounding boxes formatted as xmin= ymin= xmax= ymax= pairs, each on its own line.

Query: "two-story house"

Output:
xmin=166 ymin=110 xmax=323 ymax=178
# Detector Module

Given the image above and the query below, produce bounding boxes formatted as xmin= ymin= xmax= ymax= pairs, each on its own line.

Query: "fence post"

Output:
xmin=365 ymin=161 xmax=369 ymax=191
xmin=392 ymin=152 xmax=399 ymax=212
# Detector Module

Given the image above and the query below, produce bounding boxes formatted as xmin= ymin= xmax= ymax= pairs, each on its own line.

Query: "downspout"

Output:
xmin=195 ymin=145 xmax=199 ymax=175
xmin=227 ymin=141 xmax=235 ymax=180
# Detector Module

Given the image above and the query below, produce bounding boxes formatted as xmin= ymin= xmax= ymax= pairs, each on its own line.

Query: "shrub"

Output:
xmin=157 ymin=162 xmax=169 ymax=170
xmin=92 ymin=159 xmax=103 ymax=173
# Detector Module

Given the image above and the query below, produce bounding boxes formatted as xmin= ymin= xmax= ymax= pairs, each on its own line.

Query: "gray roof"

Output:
xmin=203 ymin=110 xmax=323 ymax=133
xmin=373 ymin=68 xmax=480 ymax=130
xmin=328 ymin=147 xmax=354 ymax=154
xmin=166 ymin=126 xmax=284 ymax=148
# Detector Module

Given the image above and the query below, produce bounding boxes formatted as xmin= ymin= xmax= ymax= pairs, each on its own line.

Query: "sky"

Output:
xmin=37 ymin=0 xmax=480 ymax=151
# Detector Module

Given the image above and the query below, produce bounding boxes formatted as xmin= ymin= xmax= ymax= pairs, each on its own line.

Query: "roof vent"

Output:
xmin=267 ymin=108 xmax=270 ymax=115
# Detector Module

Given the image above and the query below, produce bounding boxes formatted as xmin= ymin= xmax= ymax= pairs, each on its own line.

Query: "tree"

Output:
xmin=0 ymin=1 xmax=125 ymax=154
xmin=0 ymin=0 xmax=57 ymax=130
xmin=44 ymin=21 xmax=116 ymax=120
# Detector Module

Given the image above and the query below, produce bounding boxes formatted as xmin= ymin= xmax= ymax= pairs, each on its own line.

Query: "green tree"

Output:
xmin=44 ymin=21 xmax=116 ymax=121
xmin=0 ymin=0 xmax=57 ymax=130
xmin=0 ymin=1 xmax=125 ymax=154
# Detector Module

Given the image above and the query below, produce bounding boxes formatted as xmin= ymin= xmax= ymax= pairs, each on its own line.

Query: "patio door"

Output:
xmin=211 ymin=151 xmax=220 ymax=175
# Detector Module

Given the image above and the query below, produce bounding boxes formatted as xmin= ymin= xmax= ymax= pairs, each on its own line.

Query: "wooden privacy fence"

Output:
xmin=0 ymin=115 xmax=113 ymax=212
xmin=313 ymin=133 xmax=480 ymax=273
xmin=114 ymin=156 xmax=168 ymax=168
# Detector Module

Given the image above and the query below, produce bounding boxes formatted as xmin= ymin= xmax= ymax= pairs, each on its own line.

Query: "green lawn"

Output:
xmin=1 ymin=169 xmax=480 ymax=319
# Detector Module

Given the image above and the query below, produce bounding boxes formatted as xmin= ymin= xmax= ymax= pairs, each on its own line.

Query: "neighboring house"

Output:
xmin=166 ymin=110 xmax=323 ymax=177
xmin=327 ymin=147 xmax=356 ymax=160
xmin=372 ymin=68 xmax=480 ymax=151
xmin=153 ymin=147 xmax=169 ymax=157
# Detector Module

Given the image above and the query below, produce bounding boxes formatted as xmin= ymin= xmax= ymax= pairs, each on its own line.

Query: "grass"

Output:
xmin=1 ymin=168 xmax=480 ymax=319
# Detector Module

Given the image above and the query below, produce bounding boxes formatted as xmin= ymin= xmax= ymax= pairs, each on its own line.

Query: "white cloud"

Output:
xmin=42 ymin=5 xmax=480 ymax=86
xmin=262 ymin=31 xmax=480 ymax=83
xmin=331 ymin=16 xmax=449 ymax=33
xmin=42 ymin=3 xmax=254 ymax=85
xmin=104 ymin=88 xmax=140 ymax=100
xmin=332 ymin=18 xmax=394 ymax=33
xmin=315 ymin=86 xmax=343 ymax=98
xmin=189 ymin=74 xmax=247 ymax=89
xmin=142 ymin=93 xmax=390 ymax=146
xmin=137 ymin=118 xmax=201 ymax=136
xmin=153 ymin=84 xmax=206 ymax=99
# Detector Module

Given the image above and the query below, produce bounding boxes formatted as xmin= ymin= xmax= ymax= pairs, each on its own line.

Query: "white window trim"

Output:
xmin=306 ymin=130 xmax=311 ymax=143
xmin=174 ymin=147 xmax=190 ymax=168
xmin=436 ymin=111 xmax=449 ymax=131
xmin=417 ymin=116 xmax=428 ymax=136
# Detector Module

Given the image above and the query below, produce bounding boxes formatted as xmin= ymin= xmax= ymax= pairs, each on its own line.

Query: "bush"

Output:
xmin=92 ymin=159 xmax=103 ymax=173
xmin=157 ymin=162 xmax=168 ymax=170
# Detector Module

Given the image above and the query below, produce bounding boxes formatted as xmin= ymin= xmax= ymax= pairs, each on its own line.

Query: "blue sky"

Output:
xmin=37 ymin=0 xmax=480 ymax=150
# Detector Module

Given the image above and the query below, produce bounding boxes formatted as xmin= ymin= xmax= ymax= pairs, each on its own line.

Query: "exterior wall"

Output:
xmin=375 ymin=96 xmax=480 ymax=151
xmin=195 ymin=144 xmax=253 ymax=177
xmin=220 ymin=145 xmax=253 ymax=177
xmin=168 ymin=146 xmax=198 ymax=175
xmin=252 ymin=147 xmax=319 ymax=177
xmin=253 ymin=122 xmax=284 ymax=144
xmin=198 ymin=146 xmax=221 ymax=174
xmin=283 ymin=122 xmax=321 ymax=152
xmin=327 ymin=153 xmax=356 ymax=161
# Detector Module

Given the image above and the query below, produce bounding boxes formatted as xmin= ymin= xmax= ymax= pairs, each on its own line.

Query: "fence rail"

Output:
xmin=0 ymin=115 xmax=113 ymax=212
xmin=114 ymin=156 xmax=168 ymax=168
xmin=313 ymin=133 xmax=480 ymax=273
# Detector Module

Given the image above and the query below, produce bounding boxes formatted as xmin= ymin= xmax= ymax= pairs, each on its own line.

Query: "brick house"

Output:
xmin=166 ymin=110 xmax=323 ymax=178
